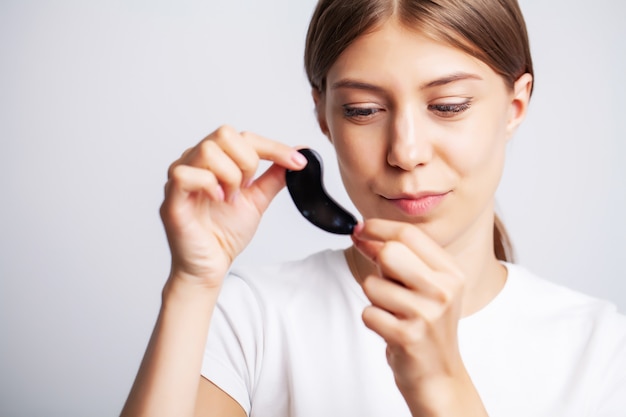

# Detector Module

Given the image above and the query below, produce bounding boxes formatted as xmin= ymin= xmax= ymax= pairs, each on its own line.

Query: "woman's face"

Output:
xmin=316 ymin=20 xmax=531 ymax=249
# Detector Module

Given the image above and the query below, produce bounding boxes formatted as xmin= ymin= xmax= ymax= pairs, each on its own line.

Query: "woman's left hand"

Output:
xmin=351 ymin=218 xmax=488 ymax=416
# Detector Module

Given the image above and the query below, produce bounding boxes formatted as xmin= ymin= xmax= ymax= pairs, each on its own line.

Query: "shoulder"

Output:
xmin=463 ymin=263 xmax=626 ymax=413
xmin=468 ymin=262 xmax=626 ymax=357
xmin=506 ymin=264 xmax=626 ymax=412
xmin=219 ymin=248 xmax=350 ymax=308
xmin=500 ymin=262 xmax=626 ymax=359
xmin=503 ymin=262 xmax=624 ymax=319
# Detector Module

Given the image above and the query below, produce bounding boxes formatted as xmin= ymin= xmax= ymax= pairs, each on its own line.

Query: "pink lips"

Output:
xmin=387 ymin=192 xmax=449 ymax=216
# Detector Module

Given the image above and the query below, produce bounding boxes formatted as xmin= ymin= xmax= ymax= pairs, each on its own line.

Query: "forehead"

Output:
xmin=326 ymin=20 xmax=498 ymax=90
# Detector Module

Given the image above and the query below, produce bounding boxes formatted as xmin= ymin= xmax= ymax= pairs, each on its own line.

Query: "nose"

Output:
xmin=386 ymin=108 xmax=433 ymax=170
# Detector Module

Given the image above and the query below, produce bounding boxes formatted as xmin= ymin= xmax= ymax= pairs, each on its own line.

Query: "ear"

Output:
xmin=312 ymin=88 xmax=331 ymax=141
xmin=505 ymin=73 xmax=533 ymax=140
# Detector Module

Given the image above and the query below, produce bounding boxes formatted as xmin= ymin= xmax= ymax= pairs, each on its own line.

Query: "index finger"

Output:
xmin=205 ymin=127 xmax=307 ymax=188
xmin=239 ymin=131 xmax=308 ymax=171
xmin=353 ymin=219 xmax=460 ymax=274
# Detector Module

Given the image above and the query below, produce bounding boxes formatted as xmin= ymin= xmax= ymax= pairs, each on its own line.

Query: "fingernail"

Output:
xmin=228 ymin=190 xmax=240 ymax=203
xmin=291 ymin=151 xmax=308 ymax=167
xmin=215 ymin=186 xmax=225 ymax=201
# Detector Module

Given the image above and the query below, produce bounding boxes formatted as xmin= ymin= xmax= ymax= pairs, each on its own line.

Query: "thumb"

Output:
xmin=245 ymin=163 xmax=288 ymax=214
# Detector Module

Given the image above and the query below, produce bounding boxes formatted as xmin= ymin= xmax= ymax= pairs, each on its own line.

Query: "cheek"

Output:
xmin=327 ymin=114 xmax=388 ymax=181
xmin=328 ymin=127 xmax=391 ymax=217
xmin=443 ymin=106 xmax=509 ymax=180
xmin=334 ymin=138 xmax=385 ymax=199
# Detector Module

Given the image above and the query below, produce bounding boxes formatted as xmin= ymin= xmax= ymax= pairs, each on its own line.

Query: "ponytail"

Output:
xmin=494 ymin=214 xmax=514 ymax=262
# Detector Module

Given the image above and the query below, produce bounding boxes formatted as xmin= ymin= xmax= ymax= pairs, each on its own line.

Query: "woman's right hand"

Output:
xmin=159 ymin=125 xmax=307 ymax=289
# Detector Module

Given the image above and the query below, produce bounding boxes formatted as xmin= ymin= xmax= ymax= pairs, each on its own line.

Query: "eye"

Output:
xmin=428 ymin=101 xmax=472 ymax=118
xmin=342 ymin=105 xmax=380 ymax=120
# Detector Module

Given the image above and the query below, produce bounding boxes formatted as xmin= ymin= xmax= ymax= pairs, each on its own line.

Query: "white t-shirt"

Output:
xmin=201 ymin=249 xmax=626 ymax=416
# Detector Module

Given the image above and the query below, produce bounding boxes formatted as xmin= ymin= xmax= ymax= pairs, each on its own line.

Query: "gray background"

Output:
xmin=1 ymin=0 xmax=624 ymax=415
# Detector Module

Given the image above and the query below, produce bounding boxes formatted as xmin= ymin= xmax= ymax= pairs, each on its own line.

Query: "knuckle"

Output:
xmin=377 ymin=241 xmax=397 ymax=264
xmin=396 ymin=224 xmax=414 ymax=243
xmin=159 ymin=199 xmax=170 ymax=220
xmin=167 ymin=162 xmax=177 ymax=179
xmin=167 ymin=148 xmax=193 ymax=178
xmin=168 ymin=164 xmax=186 ymax=184
xmin=447 ymin=270 xmax=466 ymax=294
xmin=213 ymin=124 xmax=237 ymax=141
xmin=431 ymin=274 xmax=461 ymax=306
xmin=199 ymin=137 xmax=218 ymax=157
xmin=377 ymin=245 xmax=391 ymax=265
xmin=224 ymin=169 xmax=243 ymax=189
xmin=436 ymin=285 xmax=454 ymax=305
xmin=361 ymin=305 xmax=374 ymax=322
xmin=395 ymin=322 xmax=423 ymax=347
xmin=239 ymin=154 xmax=259 ymax=174
xmin=361 ymin=275 xmax=377 ymax=296
xmin=179 ymin=147 xmax=192 ymax=159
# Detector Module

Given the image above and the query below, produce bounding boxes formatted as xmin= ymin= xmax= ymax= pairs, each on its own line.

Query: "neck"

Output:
xmin=444 ymin=207 xmax=508 ymax=316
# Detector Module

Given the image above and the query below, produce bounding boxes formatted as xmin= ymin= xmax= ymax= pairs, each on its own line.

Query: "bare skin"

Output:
xmin=313 ymin=20 xmax=531 ymax=415
xmin=122 ymin=19 xmax=532 ymax=417
xmin=120 ymin=127 xmax=306 ymax=417
xmin=314 ymin=20 xmax=531 ymax=416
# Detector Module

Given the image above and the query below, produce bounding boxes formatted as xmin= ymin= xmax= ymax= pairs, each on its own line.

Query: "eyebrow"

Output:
xmin=330 ymin=79 xmax=385 ymax=93
xmin=421 ymin=72 xmax=483 ymax=89
xmin=330 ymin=72 xmax=483 ymax=92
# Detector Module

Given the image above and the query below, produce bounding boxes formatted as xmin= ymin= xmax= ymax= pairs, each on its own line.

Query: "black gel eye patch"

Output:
xmin=286 ymin=148 xmax=357 ymax=235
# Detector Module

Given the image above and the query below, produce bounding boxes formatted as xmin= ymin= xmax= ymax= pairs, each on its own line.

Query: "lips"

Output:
xmin=385 ymin=191 xmax=450 ymax=216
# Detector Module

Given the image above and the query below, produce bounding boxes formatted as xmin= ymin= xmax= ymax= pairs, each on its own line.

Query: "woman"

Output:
xmin=122 ymin=0 xmax=626 ymax=416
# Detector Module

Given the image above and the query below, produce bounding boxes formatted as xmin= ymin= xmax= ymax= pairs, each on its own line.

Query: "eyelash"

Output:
xmin=342 ymin=106 xmax=380 ymax=120
xmin=428 ymin=101 xmax=472 ymax=117
xmin=342 ymin=101 xmax=472 ymax=120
